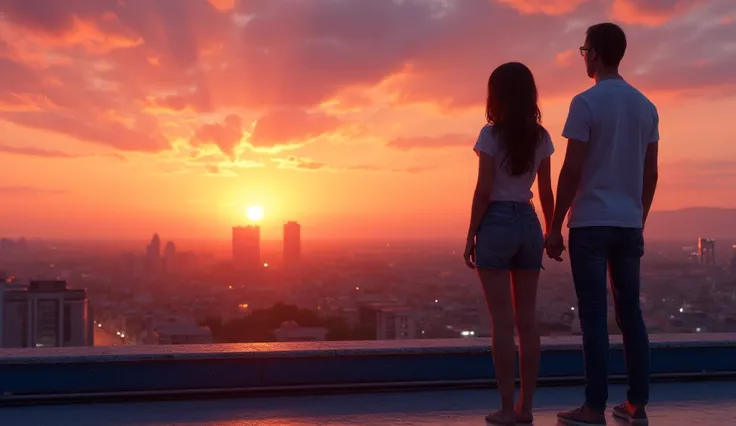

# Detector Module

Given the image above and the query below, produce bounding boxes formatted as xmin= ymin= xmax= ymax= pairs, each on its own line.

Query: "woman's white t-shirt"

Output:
xmin=473 ymin=124 xmax=554 ymax=202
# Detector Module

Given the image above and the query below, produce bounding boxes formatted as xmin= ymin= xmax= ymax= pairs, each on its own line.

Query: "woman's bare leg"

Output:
xmin=478 ymin=268 xmax=516 ymax=422
xmin=511 ymin=269 xmax=541 ymax=420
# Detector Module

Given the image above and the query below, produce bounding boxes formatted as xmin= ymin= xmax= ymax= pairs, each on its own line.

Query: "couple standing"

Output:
xmin=464 ymin=23 xmax=658 ymax=426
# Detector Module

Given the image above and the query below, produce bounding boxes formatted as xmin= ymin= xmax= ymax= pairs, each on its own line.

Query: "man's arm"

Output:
xmin=642 ymin=141 xmax=659 ymax=227
xmin=551 ymin=95 xmax=591 ymax=233
xmin=537 ymin=157 xmax=554 ymax=233
xmin=550 ymin=140 xmax=588 ymax=232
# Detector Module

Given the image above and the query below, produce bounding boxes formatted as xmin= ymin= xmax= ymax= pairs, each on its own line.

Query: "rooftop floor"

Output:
xmin=2 ymin=381 xmax=733 ymax=425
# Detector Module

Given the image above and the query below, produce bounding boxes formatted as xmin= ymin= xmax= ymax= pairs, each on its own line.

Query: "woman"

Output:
xmin=463 ymin=62 xmax=555 ymax=425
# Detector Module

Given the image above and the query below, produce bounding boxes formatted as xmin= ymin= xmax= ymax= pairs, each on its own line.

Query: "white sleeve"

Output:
xmin=562 ymin=95 xmax=592 ymax=142
xmin=542 ymin=130 xmax=555 ymax=158
xmin=473 ymin=126 xmax=496 ymax=156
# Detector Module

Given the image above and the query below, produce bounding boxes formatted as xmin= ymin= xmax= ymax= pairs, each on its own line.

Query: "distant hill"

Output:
xmin=646 ymin=207 xmax=736 ymax=241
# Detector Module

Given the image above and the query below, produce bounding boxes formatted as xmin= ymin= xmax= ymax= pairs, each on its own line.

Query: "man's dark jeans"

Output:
xmin=569 ymin=226 xmax=650 ymax=412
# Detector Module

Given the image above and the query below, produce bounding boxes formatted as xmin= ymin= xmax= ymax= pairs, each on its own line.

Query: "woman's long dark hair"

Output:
xmin=485 ymin=62 xmax=543 ymax=176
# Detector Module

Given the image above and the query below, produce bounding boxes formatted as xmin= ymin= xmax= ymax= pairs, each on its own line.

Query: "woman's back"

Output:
xmin=473 ymin=124 xmax=554 ymax=202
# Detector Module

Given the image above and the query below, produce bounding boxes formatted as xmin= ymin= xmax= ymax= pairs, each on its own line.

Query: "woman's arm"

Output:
xmin=466 ymin=152 xmax=495 ymax=241
xmin=537 ymin=157 xmax=554 ymax=233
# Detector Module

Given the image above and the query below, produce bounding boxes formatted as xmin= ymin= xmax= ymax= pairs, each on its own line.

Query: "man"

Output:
xmin=546 ymin=23 xmax=659 ymax=426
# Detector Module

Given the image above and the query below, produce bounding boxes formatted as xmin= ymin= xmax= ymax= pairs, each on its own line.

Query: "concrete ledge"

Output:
xmin=0 ymin=333 xmax=734 ymax=404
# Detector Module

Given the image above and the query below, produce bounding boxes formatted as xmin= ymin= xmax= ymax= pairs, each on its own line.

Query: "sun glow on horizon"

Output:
xmin=246 ymin=205 xmax=264 ymax=222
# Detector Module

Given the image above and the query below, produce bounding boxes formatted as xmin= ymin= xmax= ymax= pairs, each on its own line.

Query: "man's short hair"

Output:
xmin=586 ymin=23 xmax=627 ymax=67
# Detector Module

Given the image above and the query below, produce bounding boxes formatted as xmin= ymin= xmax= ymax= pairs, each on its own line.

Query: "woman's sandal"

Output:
xmin=515 ymin=413 xmax=534 ymax=425
xmin=485 ymin=412 xmax=517 ymax=425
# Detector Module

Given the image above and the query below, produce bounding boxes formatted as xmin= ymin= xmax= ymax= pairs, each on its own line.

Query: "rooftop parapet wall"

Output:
xmin=0 ymin=333 xmax=734 ymax=404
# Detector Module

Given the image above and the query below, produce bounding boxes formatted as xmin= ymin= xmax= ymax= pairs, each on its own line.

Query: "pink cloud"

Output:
xmin=191 ymin=114 xmax=244 ymax=156
xmin=495 ymin=0 xmax=589 ymax=15
xmin=0 ymin=186 xmax=67 ymax=195
xmin=610 ymin=0 xmax=703 ymax=26
xmin=0 ymin=0 xmax=230 ymax=66
xmin=387 ymin=134 xmax=474 ymax=150
xmin=0 ymin=0 xmax=732 ymax=153
xmin=208 ymin=0 xmax=236 ymax=12
xmin=273 ymin=156 xmax=436 ymax=174
xmin=274 ymin=156 xmax=328 ymax=171
xmin=0 ymin=144 xmax=73 ymax=158
xmin=347 ymin=164 xmax=438 ymax=174
xmin=555 ymin=49 xmax=576 ymax=67
xmin=250 ymin=109 xmax=342 ymax=148
xmin=661 ymin=159 xmax=736 ymax=190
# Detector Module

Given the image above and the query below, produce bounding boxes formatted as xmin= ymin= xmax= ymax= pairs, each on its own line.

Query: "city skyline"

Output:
xmin=0 ymin=3 xmax=733 ymax=423
xmin=0 ymin=1 xmax=735 ymax=240
xmin=3 ymin=206 xmax=736 ymax=243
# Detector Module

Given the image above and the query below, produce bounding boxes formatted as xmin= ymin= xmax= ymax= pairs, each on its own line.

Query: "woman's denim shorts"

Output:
xmin=475 ymin=201 xmax=544 ymax=271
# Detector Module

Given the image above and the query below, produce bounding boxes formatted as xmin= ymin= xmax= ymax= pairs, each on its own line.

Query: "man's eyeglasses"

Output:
xmin=579 ymin=47 xmax=591 ymax=57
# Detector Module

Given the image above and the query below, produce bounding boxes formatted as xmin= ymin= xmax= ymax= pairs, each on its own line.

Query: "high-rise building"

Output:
xmin=698 ymin=238 xmax=716 ymax=265
xmin=163 ymin=241 xmax=176 ymax=272
xmin=147 ymin=234 xmax=161 ymax=258
xmin=146 ymin=234 xmax=161 ymax=271
xmin=164 ymin=241 xmax=176 ymax=258
xmin=232 ymin=226 xmax=260 ymax=269
xmin=283 ymin=221 xmax=301 ymax=266
xmin=0 ymin=280 xmax=93 ymax=348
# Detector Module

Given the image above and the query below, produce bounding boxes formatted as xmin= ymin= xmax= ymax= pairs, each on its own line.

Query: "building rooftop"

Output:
xmin=1 ymin=381 xmax=733 ymax=425
xmin=0 ymin=334 xmax=733 ymax=424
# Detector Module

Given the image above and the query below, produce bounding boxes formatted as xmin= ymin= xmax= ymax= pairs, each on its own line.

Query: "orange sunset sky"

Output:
xmin=0 ymin=0 xmax=735 ymax=241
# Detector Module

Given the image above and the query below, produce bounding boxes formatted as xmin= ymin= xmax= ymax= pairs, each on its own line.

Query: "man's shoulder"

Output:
xmin=569 ymin=87 xmax=601 ymax=112
xmin=578 ymin=81 xmax=656 ymax=112
xmin=570 ymin=89 xmax=590 ymax=103
xmin=574 ymin=82 xmax=619 ymax=103
xmin=621 ymin=81 xmax=656 ymax=104
xmin=619 ymin=84 xmax=658 ymax=120
xmin=636 ymin=90 xmax=658 ymax=114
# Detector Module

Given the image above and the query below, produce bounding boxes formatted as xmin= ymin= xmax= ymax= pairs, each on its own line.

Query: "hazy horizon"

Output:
xmin=3 ymin=206 xmax=736 ymax=243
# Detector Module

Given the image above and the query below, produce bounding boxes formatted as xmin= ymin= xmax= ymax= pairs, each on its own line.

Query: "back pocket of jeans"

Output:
xmin=477 ymin=221 xmax=516 ymax=260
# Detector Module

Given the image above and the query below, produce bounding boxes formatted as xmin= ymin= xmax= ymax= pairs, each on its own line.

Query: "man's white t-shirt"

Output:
xmin=562 ymin=78 xmax=659 ymax=229
xmin=473 ymin=124 xmax=555 ymax=202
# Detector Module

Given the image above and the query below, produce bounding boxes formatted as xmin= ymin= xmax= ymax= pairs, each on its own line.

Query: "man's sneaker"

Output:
xmin=612 ymin=402 xmax=648 ymax=425
xmin=557 ymin=406 xmax=607 ymax=425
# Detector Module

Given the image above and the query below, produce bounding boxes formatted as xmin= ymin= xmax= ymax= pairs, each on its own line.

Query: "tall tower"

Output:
xmin=232 ymin=226 xmax=260 ymax=270
xmin=146 ymin=234 xmax=161 ymax=271
xmin=148 ymin=234 xmax=161 ymax=258
xmin=697 ymin=238 xmax=716 ymax=265
xmin=283 ymin=221 xmax=301 ymax=266
xmin=163 ymin=241 xmax=176 ymax=272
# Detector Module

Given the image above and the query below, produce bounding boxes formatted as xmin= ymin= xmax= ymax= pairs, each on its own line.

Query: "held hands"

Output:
xmin=545 ymin=230 xmax=566 ymax=262
xmin=463 ymin=237 xmax=476 ymax=269
xmin=464 ymin=233 xmax=564 ymax=268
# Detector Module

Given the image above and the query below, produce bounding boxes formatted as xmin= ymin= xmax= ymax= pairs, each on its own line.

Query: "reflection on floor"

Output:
xmin=0 ymin=381 xmax=733 ymax=425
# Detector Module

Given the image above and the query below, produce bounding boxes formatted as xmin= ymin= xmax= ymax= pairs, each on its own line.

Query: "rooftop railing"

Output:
xmin=0 ymin=333 xmax=734 ymax=405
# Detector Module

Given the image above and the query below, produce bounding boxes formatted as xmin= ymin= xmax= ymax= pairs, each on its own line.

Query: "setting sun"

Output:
xmin=246 ymin=205 xmax=264 ymax=222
